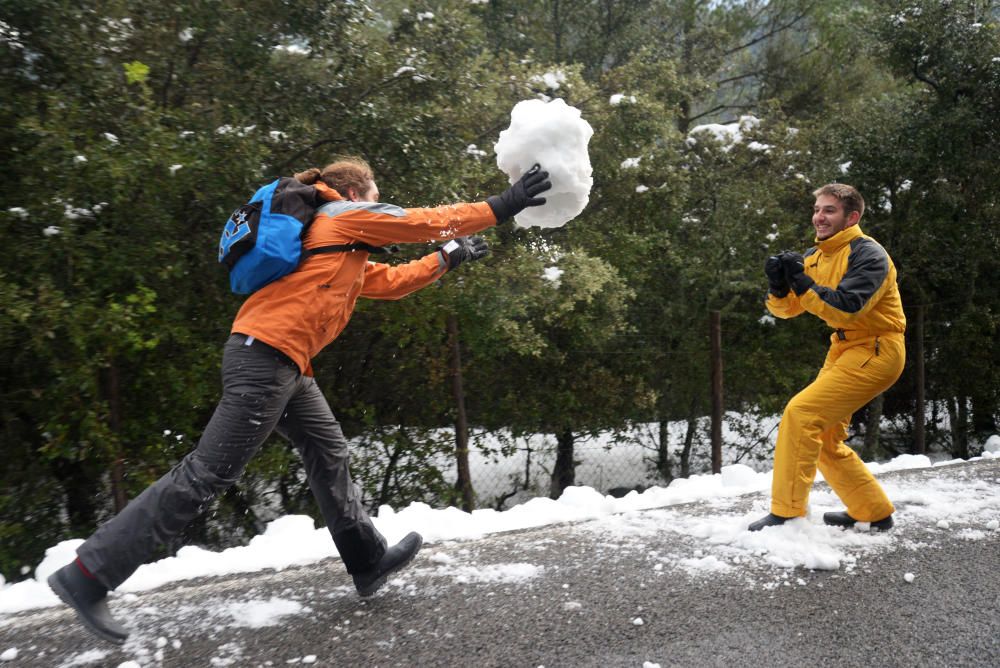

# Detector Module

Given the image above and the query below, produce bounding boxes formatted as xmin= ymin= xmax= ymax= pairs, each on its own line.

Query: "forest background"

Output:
xmin=1 ymin=0 xmax=998 ymax=582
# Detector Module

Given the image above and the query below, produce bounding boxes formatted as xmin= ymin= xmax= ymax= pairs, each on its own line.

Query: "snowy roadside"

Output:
xmin=1 ymin=450 xmax=997 ymax=617
xmin=0 ymin=458 xmax=998 ymax=667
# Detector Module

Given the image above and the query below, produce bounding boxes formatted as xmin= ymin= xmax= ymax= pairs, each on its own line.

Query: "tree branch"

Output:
xmin=723 ymin=8 xmax=812 ymax=57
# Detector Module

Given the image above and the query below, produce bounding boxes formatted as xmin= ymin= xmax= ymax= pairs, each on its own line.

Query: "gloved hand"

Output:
xmin=486 ymin=164 xmax=552 ymax=222
xmin=779 ymin=251 xmax=814 ymax=295
xmin=765 ymin=256 xmax=790 ymax=297
xmin=440 ymin=236 xmax=489 ymax=271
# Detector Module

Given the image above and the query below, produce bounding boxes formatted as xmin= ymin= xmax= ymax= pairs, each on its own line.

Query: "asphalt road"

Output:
xmin=2 ymin=459 xmax=998 ymax=667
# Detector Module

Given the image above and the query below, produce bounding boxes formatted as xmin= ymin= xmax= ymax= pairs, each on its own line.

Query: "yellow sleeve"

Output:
xmin=766 ymin=291 xmax=805 ymax=319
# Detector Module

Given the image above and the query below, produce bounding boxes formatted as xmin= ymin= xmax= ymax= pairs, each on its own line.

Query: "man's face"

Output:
xmin=812 ymin=194 xmax=858 ymax=240
xmin=353 ymin=180 xmax=379 ymax=203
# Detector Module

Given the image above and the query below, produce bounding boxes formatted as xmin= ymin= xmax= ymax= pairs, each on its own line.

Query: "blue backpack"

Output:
xmin=219 ymin=177 xmax=391 ymax=294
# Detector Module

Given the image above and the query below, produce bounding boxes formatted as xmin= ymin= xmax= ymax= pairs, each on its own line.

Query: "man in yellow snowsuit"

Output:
xmin=749 ymin=184 xmax=905 ymax=532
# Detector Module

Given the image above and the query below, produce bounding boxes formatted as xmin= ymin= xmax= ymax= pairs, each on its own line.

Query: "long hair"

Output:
xmin=294 ymin=156 xmax=374 ymax=199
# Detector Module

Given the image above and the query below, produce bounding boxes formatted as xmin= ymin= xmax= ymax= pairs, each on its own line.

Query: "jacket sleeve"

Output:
xmin=766 ymin=291 xmax=805 ymax=319
xmin=318 ymin=201 xmax=498 ymax=247
xmin=360 ymin=252 xmax=446 ymax=301
xmin=799 ymin=239 xmax=892 ymax=324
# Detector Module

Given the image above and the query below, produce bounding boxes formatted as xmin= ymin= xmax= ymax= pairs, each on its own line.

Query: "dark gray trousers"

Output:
xmin=77 ymin=334 xmax=386 ymax=590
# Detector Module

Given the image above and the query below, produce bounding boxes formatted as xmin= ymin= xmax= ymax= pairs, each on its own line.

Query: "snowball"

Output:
xmin=542 ymin=266 xmax=563 ymax=283
xmin=494 ymin=98 xmax=593 ymax=228
xmin=1 ymin=648 xmax=17 ymax=661
xmin=632 ymin=617 xmax=644 ymax=626
xmin=904 ymin=572 xmax=915 ymax=583
xmin=986 ymin=520 xmax=999 ymax=531
xmin=936 ymin=520 xmax=950 ymax=529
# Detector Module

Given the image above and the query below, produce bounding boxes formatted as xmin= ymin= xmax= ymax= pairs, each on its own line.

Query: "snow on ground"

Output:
xmin=1 ymin=450 xmax=998 ymax=619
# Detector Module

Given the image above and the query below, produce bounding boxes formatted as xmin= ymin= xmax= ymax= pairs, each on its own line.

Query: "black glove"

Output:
xmin=440 ymin=236 xmax=489 ymax=271
xmin=765 ymin=256 xmax=790 ymax=297
xmin=779 ymin=251 xmax=814 ymax=296
xmin=486 ymin=164 xmax=552 ymax=222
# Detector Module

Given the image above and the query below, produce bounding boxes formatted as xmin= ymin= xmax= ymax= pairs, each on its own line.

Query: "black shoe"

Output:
xmin=823 ymin=511 xmax=894 ymax=532
xmin=47 ymin=561 xmax=128 ymax=645
xmin=748 ymin=513 xmax=792 ymax=532
xmin=352 ymin=531 xmax=423 ymax=597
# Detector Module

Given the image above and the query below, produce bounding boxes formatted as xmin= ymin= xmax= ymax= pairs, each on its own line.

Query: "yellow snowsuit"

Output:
xmin=766 ymin=224 xmax=905 ymax=521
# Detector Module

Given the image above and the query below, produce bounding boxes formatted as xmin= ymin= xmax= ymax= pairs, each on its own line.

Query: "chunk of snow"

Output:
xmin=543 ymin=266 xmax=564 ymax=283
xmin=494 ymin=98 xmax=593 ymax=228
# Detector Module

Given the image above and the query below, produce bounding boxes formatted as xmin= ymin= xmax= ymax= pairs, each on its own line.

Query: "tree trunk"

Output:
xmin=971 ymin=393 xmax=997 ymax=445
xmin=378 ymin=435 xmax=404 ymax=509
xmin=448 ymin=314 xmax=474 ymax=512
xmin=106 ymin=360 xmax=128 ymax=514
xmin=948 ymin=397 xmax=970 ymax=459
xmin=862 ymin=393 xmax=885 ymax=462
xmin=913 ymin=304 xmax=926 ymax=454
xmin=656 ymin=418 xmax=673 ymax=483
xmin=51 ymin=459 xmax=101 ymax=535
xmin=709 ymin=310 xmax=723 ymax=474
xmin=549 ymin=429 xmax=575 ymax=499
xmin=680 ymin=399 xmax=698 ymax=479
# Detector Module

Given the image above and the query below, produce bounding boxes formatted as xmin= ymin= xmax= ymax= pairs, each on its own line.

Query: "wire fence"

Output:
xmin=349 ymin=416 xmax=783 ymax=513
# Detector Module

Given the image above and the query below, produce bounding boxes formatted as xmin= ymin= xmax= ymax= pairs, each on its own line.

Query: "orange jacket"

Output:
xmin=232 ymin=182 xmax=497 ymax=374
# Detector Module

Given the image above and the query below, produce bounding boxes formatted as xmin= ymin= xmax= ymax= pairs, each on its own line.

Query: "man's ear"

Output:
xmin=346 ymin=187 xmax=358 ymax=202
xmin=848 ymin=210 xmax=862 ymax=226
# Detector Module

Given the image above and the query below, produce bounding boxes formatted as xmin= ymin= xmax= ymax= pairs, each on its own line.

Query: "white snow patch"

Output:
xmin=609 ymin=93 xmax=636 ymax=105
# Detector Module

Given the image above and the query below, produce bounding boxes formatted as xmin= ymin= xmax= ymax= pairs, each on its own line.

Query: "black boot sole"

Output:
xmin=823 ymin=512 xmax=894 ymax=532
xmin=356 ymin=534 xmax=424 ymax=597
xmin=47 ymin=571 xmax=128 ymax=646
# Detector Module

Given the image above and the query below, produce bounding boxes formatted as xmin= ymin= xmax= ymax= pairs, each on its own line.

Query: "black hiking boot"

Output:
xmin=47 ymin=560 xmax=128 ymax=645
xmin=748 ymin=513 xmax=793 ymax=532
xmin=823 ymin=511 xmax=894 ymax=532
xmin=353 ymin=531 xmax=423 ymax=597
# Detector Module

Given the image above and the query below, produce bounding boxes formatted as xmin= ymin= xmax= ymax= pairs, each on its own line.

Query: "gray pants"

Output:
xmin=77 ymin=334 xmax=387 ymax=590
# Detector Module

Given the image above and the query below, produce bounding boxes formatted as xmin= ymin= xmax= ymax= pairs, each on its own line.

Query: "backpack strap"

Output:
xmin=308 ymin=242 xmax=399 ymax=256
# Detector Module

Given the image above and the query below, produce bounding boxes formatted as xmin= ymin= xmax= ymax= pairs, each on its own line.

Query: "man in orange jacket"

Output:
xmin=749 ymin=183 xmax=905 ymax=533
xmin=48 ymin=157 xmax=551 ymax=644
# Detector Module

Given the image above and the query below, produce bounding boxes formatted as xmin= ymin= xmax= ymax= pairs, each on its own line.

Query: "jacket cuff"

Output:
xmin=485 ymin=195 xmax=510 ymax=222
xmin=768 ymin=284 xmax=790 ymax=298
xmin=790 ymin=272 xmax=814 ymax=296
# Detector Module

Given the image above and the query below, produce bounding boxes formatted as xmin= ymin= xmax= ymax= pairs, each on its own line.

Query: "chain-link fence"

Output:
xmin=350 ymin=416 xmax=783 ymax=514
